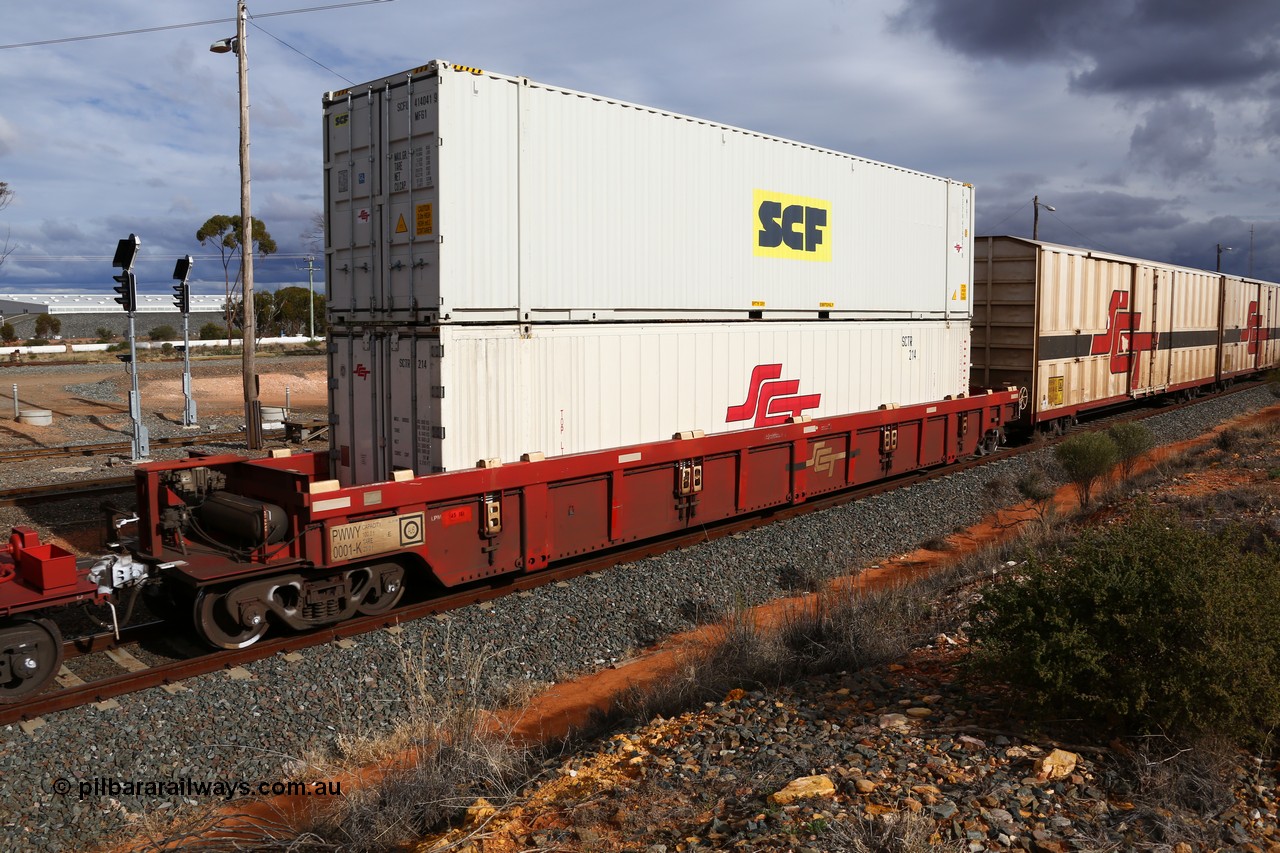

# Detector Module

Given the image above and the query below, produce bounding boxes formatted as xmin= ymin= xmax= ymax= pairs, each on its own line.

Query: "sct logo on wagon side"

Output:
xmin=754 ymin=190 xmax=831 ymax=262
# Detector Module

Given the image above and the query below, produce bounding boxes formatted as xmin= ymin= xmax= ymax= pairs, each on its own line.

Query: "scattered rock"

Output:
xmin=770 ymin=774 xmax=836 ymax=805
xmin=1035 ymin=748 xmax=1079 ymax=781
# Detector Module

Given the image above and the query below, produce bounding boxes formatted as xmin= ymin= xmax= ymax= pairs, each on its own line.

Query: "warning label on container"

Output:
xmin=328 ymin=512 xmax=425 ymax=563
xmin=416 ymin=203 xmax=434 ymax=235
xmin=395 ymin=214 xmax=408 ymax=234
xmin=1048 ymin=376 xmax=1064 ymax=406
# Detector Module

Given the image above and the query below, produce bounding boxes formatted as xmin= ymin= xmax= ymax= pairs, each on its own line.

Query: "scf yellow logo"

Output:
xmin=754 ymin=190 xmax=831 ymax=262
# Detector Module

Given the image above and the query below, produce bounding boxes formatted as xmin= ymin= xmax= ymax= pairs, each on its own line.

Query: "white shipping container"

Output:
xmin=323 ymin=60 xmax=974 ymax=325
xmin=330 ymin=320 xmax=971 ymax=485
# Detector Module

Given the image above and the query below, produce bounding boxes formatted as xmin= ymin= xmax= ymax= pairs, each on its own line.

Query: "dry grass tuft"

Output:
xmin=819 ymin=809 xmax=963 ymax=853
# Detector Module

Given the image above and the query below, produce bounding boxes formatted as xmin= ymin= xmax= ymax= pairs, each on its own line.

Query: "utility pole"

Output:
xmin=213 ymin=1 xmax=261 ymax=448
xmin=1249 ymin=225 xmax=1255 ymax=278
xmin=1033 ymin=195 xmax=1055 ymax=241
xmin=298 ymin=254 xmax=318 ymax=339
xmin=237 ymin=1 xmax=261 ymax=448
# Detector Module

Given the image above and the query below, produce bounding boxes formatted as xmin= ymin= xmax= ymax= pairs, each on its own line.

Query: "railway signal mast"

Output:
xmin=111 ymin=233 xmax=149 ymax=460
xmin=172 ymin=255 xmax=198 ymax=427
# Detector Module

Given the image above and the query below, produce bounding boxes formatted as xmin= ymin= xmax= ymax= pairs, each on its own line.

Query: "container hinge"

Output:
xmin=431 ymin=386 xmax=445 ymax=398
xmin=482 ymin=495 xmax=502 ymax=537
xmin=430 ymin=344 xmax=444 ymax=358
xmin=430 ymin=425 xmax=446 ymax=439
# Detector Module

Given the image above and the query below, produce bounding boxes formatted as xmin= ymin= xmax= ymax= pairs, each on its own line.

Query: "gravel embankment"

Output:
xmin=0 ymin=386 xmax=1275 ymax=851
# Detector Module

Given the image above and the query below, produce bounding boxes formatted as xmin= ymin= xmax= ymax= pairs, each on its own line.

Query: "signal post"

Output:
xmin=111 ymin=233 xmax=149 ymax=461
xmin=172 ymin=256 xmax=198 ymax=427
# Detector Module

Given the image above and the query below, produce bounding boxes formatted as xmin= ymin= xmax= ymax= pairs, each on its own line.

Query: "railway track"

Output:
xmin=0 ymin=429 xmax=266 ymax=466
xmin=0 ymin=381 xmax=1264 ymax=727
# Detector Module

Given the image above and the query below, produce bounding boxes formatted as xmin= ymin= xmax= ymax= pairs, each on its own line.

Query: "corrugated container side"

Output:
xmin=323 ymin=61 xmax=973 ymax=325
xmin=1161 ymin=267 xmax=1220 ymax=392
xmin=329 ymin=320 xmax=970 ymax=485
xmin=1263 ymin=282 xmax=1280 ymax=370
xmin=1224 ymin=277 xmax=1280 ymax=376
xmin=972 ymin=236 xmax=1224 ymax=425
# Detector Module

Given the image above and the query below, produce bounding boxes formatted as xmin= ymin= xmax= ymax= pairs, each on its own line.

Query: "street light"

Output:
xmin=210 ymin=0 xmax=262 ymax=450
xmin=1216 ymin=243 xmax=1234 ymax=273
xmin=1033 ymin=195 xmax=1056 ymax=241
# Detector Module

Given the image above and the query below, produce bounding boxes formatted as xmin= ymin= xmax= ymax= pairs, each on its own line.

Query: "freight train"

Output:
xmin=0 ymin=60 xmax=1274 ymax=704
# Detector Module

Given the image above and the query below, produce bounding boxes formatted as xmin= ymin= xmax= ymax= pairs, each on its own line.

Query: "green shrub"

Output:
xmin=198 ymin=322 xmax=224 ymax=341
xmin=969 ymin=506 xmax=1280 ymax=748
xmin=1107 ymin=422 xmax=1155 ymax=480
xmin=1053 ymin=431 xmax=1118 ymax=507
xmin=148 ymin=324 xmax=177 ymax=342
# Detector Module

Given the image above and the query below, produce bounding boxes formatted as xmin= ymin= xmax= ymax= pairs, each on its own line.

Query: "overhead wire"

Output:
xmin=0 ymin=1 xmax=394 ymax=51
xmin=250 ymin=20 xmax=355 ymax=85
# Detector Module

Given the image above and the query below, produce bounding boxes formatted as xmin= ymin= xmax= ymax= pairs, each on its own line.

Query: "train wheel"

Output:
xmin=194 ymin=589 xmax=269 ymax=650
xmin=0 ymin=617 xmax=64 ymax=704
xmin=353 ymin=564 xmax=406 ymax=616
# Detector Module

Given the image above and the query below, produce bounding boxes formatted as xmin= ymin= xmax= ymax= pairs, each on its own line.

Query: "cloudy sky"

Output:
xmin=1 ymin=0 xmax=1277 ymax=297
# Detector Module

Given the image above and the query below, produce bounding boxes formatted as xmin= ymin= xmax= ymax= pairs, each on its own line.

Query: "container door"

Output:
xmin=326 ymin=89 xmax=384 ymax=322
xmin=1144 ymin=266 xmax=1170 ymax=395
xmin=1267 ymin=286 xmax=1279 ymax=369
xmin=383 ymin=76 xmax=442 ymax=323
xmin=329 ymin=331 xmax=390 ymax=487
xmin=945 ymin=181 xmax=973 ymax=319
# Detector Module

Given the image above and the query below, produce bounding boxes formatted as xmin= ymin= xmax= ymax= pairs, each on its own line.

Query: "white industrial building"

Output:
xmin=0 ymin=293 xmax=225 ymax=316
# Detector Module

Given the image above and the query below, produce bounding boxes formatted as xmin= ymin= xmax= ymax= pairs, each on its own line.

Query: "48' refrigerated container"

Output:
xmin=323 ymin=60 xmax=975 ymax=325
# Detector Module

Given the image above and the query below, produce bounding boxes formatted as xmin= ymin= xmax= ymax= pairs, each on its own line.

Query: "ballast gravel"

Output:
xmin=0 ymin=386 xmax=1275 ymax=851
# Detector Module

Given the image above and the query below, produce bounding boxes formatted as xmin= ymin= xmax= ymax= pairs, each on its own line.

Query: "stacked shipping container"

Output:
xmin=324 ymin=61 xmax=976 ymax=484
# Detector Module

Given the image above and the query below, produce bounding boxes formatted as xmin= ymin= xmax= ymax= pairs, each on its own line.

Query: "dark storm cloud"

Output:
xmin=1129 ymin=98 xmax=1216 ymax=178
xmin=976 ymin=185 xmax=1189 ymax=246
xmin=893 ymin=0 xmax=1280 ymax=96
xmin=975 ymin=184 xmax=1280 ymax=281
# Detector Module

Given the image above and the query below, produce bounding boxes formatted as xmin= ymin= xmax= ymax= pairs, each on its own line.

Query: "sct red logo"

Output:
xmin=354 ymin=364 xmax=370 ymax=379
xmin=1245 ymin=301 xmax=1269 ymax=354
xmin=726 ymin=364 xmax=821 ymax=427
xmin=1090 ymin=291 xmax=1155 ymax=380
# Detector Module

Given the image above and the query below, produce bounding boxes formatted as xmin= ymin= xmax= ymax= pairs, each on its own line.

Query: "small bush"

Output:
xmin=1053 ymin=431 xmax=1118 ymax=508
xmin=198 ymin=322 xmax=224 ymax=341
xmin=969 ymin=506 xmax=1280 ymax=748
xmin=95 ymin=327 xmax=116 ymax=342
xmin=148 ymin=324 xmax=177 ymax=342
xmin=25 ymin=338 xmax=50 ymax=347
xmin=1107 ymin=422 xmax=1155 ymax=480
xmin=1215 ymin=428 xmax=1240 ymax=453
